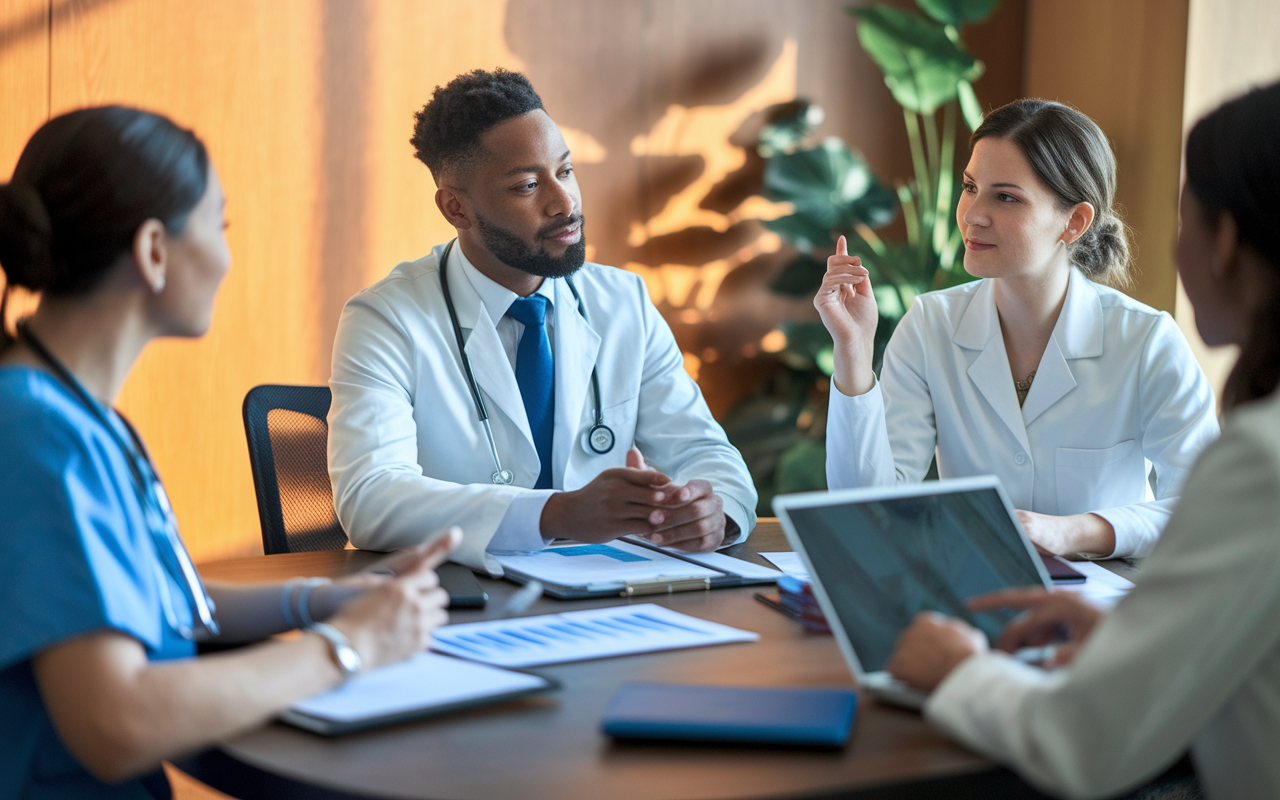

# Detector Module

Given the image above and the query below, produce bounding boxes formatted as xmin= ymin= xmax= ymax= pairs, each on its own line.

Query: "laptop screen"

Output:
xmin=786 ymin=487 xmax=1046 ymax=673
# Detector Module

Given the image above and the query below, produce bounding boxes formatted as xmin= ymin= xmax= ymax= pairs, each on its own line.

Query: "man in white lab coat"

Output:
xmin=327 ymin=69 xmax=756 ymax=574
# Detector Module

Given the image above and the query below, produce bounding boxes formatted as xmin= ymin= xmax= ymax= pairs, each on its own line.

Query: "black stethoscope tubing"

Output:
xmin=17 ymin=321 xmax=220 ymax=639
xmin=438 ymin=239 xmax=615 ymax=487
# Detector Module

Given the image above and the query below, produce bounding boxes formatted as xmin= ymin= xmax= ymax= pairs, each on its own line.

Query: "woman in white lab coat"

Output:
xmin=817 ymin=99 xmax=1218 ymax=558
xmin=885 ymin=81 xmax=1280 ymax=800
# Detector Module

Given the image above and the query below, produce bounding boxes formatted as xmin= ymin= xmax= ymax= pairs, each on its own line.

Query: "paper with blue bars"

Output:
xmin=431 ymin=604 xmax=759 ymax=667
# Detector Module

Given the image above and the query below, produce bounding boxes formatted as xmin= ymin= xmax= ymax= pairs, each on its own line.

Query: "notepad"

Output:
xmin=431 ymin=604 xmax=759 ymax=667
xmin=602 ymin=683 xmax=858 ymax=747
xmin=281 ymin=652 xmax=555 ymax=735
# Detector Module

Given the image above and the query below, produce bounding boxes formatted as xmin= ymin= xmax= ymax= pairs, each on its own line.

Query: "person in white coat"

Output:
xmin=885 ymin=81 xmax=1280 ymax=800
xmin=817 ymin=99 xmax=1218 ymax=558
xmin=328 ymin=70 xmax=756 ymax=574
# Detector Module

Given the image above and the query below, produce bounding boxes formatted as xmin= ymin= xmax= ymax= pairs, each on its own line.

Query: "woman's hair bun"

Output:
xmin=1071 ymin=213 xmax=1132 ymax=287
xmin=0 ymin=180 xmax=54 ymax=291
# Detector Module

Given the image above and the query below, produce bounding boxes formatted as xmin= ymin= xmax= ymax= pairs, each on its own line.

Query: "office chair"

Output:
xmin=242 ymin=384 xmax=349 ymax=555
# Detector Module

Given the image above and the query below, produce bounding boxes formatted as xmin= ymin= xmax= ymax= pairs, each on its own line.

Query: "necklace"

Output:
xmin=1015 ymin=370 xmax=1037 ymax=407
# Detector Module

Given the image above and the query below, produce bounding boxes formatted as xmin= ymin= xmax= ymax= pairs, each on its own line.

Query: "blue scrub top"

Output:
xmin=0 ymin=366 xmax=197 ymax=799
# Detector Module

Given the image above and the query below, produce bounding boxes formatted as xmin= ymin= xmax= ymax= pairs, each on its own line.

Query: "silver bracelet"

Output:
xmin=310 ymin=621 xmax=362 ymax=679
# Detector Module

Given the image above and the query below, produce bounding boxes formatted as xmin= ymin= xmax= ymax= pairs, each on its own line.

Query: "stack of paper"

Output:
xmin=432 ymin=603 xmax=759 ymax=667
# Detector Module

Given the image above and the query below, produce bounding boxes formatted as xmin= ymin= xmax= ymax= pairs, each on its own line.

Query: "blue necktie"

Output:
xmin=505 ymin=295 xmax=555 ymax=489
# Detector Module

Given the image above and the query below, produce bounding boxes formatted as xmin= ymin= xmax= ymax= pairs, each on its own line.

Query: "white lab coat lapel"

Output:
xmin=446 ymin=253 xmax=537 ymax=457
xmin=1021 ymin=269 xmax=1104 ymax=426
xmin=954 ymin=279 xmax=1032 ymax=454
xmin=551 ymin=277 xmax=601 ymax=487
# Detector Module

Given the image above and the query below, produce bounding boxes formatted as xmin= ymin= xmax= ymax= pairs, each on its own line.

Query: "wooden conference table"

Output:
xmin=184 ymin=520 xmax=1102 ymax=800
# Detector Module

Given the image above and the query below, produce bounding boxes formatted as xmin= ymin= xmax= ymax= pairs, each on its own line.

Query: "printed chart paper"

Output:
xmin=432 ymin=604 xmax=759 ymax=668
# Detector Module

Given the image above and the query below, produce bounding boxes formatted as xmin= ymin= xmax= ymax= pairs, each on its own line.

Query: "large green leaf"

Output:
xmin=848 ymin=180 xmax=900 ymax=228
xmin=915 ymin=0 xmax=999 ymax=27
xmin=846 ymin=6 xmax=984 ymax=114
xmin=763 ymin=138 xmax=897 ymax=231
xmin=775 ymin=439 xmax=828 ymax=495
xmin=769 ymin=252 xmax=827 ymax=297
xmin=957 ymin=79 xmax=984 ymax=131
xmin=758 ymin=101 xmax=825 ymax=157
xmin=763 ymin=213 xmax=834 ymax=253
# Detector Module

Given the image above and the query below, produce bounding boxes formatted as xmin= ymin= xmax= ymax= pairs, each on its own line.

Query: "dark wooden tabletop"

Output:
xmin=191 ymin=520 xmax=1051 ymax=800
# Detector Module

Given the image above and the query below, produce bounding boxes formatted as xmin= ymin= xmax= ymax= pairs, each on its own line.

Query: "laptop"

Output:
xmin=773 ymin=476 xmax=1052 ymax=709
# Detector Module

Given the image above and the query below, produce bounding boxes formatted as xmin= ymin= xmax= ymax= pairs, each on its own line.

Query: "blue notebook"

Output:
xmin=601 ymin=683 xmax=857 ymax=747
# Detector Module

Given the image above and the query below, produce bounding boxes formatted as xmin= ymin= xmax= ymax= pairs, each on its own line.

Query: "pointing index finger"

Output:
xmin=967 ymin=587 xmax=1052 ymax=612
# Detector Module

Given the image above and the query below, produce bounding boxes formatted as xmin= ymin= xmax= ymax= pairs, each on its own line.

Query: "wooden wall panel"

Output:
xmin=506 ymin=0 xmax=1027 ymax=415
xmin=1023 ymin=0 xmax=1189 ymax=316
xmin=1175 ymin=0 xmax=1280 ymax=402
xmin=13 ymin=0 xmax=1026 ymax=561
xmin=0 ymin=0 xmax=46 ymax=176
xmin=0 ymin=0 xmax=49 ymax=329
xmin=50 ymin=0 xmax=325 ymax=561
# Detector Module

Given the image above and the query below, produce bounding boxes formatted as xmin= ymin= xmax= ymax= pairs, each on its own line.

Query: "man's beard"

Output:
xmin=476 ymin=212 xmax=587 ymax=278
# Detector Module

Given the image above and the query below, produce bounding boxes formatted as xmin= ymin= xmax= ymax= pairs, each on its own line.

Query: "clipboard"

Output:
xmin=280 ymin=653 xmax=557 ymax=735
xmin=494 ymin=538 xmax=782 ymax=599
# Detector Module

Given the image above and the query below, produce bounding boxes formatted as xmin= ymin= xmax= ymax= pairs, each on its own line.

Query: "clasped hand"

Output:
xmin=540 ymin=447 xmax=729 ymax=552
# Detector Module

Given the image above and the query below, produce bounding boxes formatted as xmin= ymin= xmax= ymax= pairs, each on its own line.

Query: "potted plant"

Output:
xmin=723 ymin=0 xmax=1000 ymax=513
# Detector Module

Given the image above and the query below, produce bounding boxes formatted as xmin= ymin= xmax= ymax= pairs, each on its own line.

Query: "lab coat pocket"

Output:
xmin=1055 ymin=440 xmax=1145 ymax=515
xmin=601 ymin=395 xmax=640 ymax=447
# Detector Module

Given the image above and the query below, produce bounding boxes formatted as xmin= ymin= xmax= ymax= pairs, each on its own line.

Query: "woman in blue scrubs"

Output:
xmin=0 ymin=106 xmax=458 ymax=798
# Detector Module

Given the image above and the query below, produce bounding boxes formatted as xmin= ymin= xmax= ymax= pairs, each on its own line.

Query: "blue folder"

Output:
xmin=601 ymin=682 xmax=857 ymax=747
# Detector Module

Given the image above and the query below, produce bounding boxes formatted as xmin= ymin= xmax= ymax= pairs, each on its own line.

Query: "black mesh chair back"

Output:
xmin=242 ymin=385 xmax=348 ymax=554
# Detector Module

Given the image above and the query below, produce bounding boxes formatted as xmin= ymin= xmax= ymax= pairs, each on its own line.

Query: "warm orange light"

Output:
xmin=760 ymin=329 xmax=788 ymax=353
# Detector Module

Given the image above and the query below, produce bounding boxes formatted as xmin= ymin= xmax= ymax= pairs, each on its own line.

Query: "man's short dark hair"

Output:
xmin=410 ymin=69 xmax=544 ymax=183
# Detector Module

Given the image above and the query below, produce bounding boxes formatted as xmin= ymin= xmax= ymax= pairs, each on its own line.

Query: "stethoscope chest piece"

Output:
xmin=586 ymin=423 xmax=615 ymax=455
xmin=492 ymin=468 xmax=515 ymax=485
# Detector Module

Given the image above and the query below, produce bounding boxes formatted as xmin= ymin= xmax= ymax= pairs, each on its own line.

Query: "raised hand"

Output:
xmin=814 ymin=235 xmax=879 ymax=397
xmin=326 ymin=527 xmax=459 ymax=671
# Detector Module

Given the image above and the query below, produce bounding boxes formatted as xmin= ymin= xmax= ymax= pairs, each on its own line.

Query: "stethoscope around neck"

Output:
xmin=438 ymin=239 xmax=615 ymax=486
xmin=17 ymin=320 xmax=220 ymax=641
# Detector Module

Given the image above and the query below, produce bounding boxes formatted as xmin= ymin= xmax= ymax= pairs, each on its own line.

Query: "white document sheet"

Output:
xmin=431 ymin=603 xmax=759 ymax=668
xmin=289 ymin=652 xmax=549 ymax=723
xmin=495 ymin=541 xmax=721 ymax=590
xmin=1056 ymin=559 xmax=1135 ymax=609
xmin=760 ymin=552 xmax=811 ymax=580
xmin=621 ymin=537 xmax=783 ymax=580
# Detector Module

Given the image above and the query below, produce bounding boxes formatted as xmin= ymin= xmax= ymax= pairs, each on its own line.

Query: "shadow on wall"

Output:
xmin=503 ymin=0 xmax=1025 ymax=511
xmin=503 ymin=0 xmax=913 ymax=418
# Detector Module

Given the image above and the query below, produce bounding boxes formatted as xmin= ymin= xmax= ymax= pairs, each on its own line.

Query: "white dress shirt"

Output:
xmin=457 ymin=249 xmax=557 ymax=554
xmin=827 ymin=269 xmax=1219 ymax=557
xmin=328 ymin=240 xmax=757 ymax=574
xmin=926 ymin=389 xmax=1280 ymax=799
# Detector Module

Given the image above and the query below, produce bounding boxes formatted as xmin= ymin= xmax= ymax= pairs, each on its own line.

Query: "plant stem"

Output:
xmin=852 ymin=223 xmax=888 ymax=256
xmin=902 ymin=108 xmax=931 ymax=234
xmin=898 ymin=185 xmax=919 ymax=248
xmin=933 ymin=101 xmax=957 ymax=260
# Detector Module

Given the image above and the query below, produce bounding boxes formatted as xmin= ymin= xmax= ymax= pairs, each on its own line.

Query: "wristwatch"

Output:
xmin=310 ymin=622 xmax=362 ymax=679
